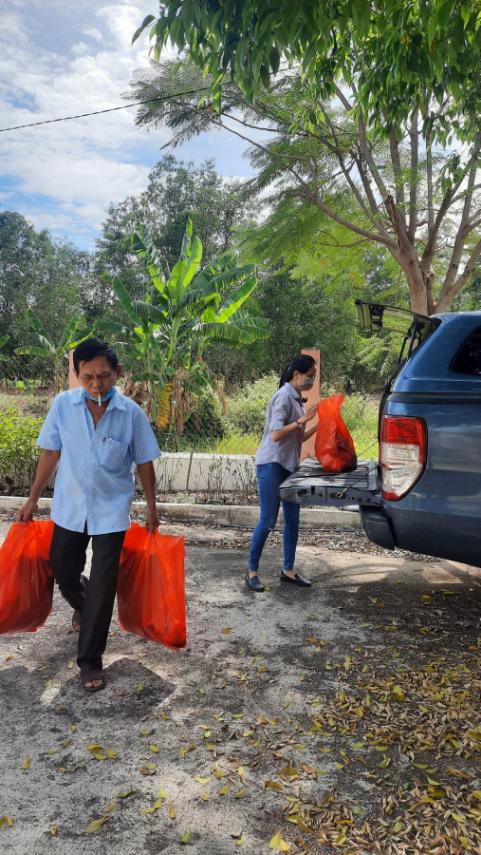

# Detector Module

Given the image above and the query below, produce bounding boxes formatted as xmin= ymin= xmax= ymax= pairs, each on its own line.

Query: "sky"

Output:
xmin=0 ymin=1 xmax=258 ymax=251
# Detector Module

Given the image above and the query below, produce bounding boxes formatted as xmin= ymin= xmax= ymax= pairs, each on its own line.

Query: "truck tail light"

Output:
xmin=380 ymin=416 xmax=426 ymax=501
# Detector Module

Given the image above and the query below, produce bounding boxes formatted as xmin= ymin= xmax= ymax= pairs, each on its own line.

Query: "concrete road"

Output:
xmin=1 ymin=514 xmax=481 ymax=854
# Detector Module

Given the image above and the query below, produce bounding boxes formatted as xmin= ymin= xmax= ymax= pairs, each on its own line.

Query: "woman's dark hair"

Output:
xmin=279 ymin=354 xmax=316 ymax=388
xmin=73 ymin=338 xmax=119 ymax=374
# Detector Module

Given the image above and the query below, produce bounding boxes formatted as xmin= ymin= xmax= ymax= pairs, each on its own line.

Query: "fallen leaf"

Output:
xmin=142 ymin=789 xmax=167 ymax=815
xmin=0 ymin=816 xmax=14 ymax=828
xmin=218 ymin=784 xmax=230 ymax=796
xmin=221 ymin=628 xmax=232 ymax=635
xmin=139 ymin=763 xmax=157 ymax=776
xmin=21 ymin=757 xmax=31 ymax=770
xmin=149 ymin=744 xmax=160 ymax=754
xmin=85 ymin=816 xmax=110 ymax=834
xmin=194 ymin=775 xmax=209 ymax=785
xmin=213 ymin=767 xmax=227 ymax=779
xmin=264 ymin=780 xmax=284 ymax=792
xmin=50 ymin=824 xmax=58 ymax=837
xmin=168 ymin=803 xmax=176 ymax=819
xmin=180 ymin=831 xmax=193 ymax=844
xmin=268 ymin=831 xmax=290 ymax=851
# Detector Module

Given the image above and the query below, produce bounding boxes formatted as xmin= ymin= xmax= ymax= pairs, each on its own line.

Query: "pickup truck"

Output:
xmin=280 ymin=300 xmax=481 ymax=568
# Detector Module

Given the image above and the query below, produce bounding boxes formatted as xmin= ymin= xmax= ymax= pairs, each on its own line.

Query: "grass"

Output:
xmin=0 ymin=390 xmax=52 ymax=419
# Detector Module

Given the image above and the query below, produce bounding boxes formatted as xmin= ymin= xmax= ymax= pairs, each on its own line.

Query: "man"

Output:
xmin=17 ymin=338 xmax=161 ymax=693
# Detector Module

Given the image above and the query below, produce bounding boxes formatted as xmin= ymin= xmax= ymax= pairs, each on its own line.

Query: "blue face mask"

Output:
xmin=82 ymin=387 xmax=115 ymax=404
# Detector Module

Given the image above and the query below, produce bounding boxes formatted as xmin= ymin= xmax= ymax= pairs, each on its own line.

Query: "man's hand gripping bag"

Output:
xmin=315 ymin=393 xmax=357 ymax=473
xmin=117 ymin=523 xmax=186 ymax=648
xmin=0 ymin=521 xmax=54 ymax=633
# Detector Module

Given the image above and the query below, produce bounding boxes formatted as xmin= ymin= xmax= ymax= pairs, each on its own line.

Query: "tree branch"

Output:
xmin=437 ymin=237 xmax=481 ymax=310
xmin=408 ymin=110 xmax=419 ymax=242
xmin=426 ymin=141 xmax=434 ymax=233
xmin=390 ymin=124 xmax=405 ymax=211
xmin=442 ymin=138 xmax=481 ymax=293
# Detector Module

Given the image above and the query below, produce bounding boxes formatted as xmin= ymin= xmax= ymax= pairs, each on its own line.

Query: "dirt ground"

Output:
xmin=1 ymin=510 xmax=481 ymax=855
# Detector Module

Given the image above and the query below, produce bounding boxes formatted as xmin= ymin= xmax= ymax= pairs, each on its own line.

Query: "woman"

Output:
xmin=246 ymin=354 xmax=318 ymax=592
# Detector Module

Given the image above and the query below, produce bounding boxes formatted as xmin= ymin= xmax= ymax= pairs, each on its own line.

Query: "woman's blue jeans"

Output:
xmin=248 ymin=462 xmax=300 ymax=572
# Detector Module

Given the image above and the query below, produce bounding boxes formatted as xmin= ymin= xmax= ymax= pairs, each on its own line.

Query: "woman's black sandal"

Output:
xmin=72 ymin=610 xmax=81 ymax=632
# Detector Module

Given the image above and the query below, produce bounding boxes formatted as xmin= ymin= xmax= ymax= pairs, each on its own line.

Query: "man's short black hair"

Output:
xmin=73 ymin=338 xmax=119 ymax=374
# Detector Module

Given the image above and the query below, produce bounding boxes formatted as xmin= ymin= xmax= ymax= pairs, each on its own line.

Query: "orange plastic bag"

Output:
xmin=117 ymin=523 xmax=186 ymax=648
xmin=315 ymin=393 xmax=358 ymax=473
xmin=0 ymin=521 xmax=54 ymax=634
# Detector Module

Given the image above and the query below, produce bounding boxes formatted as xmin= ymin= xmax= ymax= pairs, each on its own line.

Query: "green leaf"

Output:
xmin=214 ymin=275 xmax=258 ymax=323
xmin=14 ymin=345 xmax=51 ymax=357
xmin=132 ymin=13 xmax=156 ymax=45
xmin=352 ymin=0 xmax=371 ymax=38
xmin=113 ymin=276 xmax=141 ymax=324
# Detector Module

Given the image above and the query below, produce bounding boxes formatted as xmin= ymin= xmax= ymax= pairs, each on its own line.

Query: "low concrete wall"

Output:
xmin=154 ymin=453 xmax=257 ymax=493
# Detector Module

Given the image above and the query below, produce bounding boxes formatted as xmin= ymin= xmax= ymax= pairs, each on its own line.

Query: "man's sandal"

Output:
xmin=80 ymin=668 xmax=106 ymax=693
xmin=72 ymin=610 xmax=81 ymax=633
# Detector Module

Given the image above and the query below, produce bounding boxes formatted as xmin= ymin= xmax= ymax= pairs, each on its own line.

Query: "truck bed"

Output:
xmin=279 ymin=458 xmax=379 ymax=507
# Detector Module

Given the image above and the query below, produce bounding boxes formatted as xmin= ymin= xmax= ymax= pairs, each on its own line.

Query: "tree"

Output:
xmin=133 ymin=2 xmax=481 ymax=139
xmin=96 ymin=155 xmax=256 ymax=277
xmin=15 ymin=312 xmax=92 ymax=392
xmin=110 ymin=220 xmax=268 ymax=428
xmin=0 ymin=211 xmax=86 ymax=347
xmin=128 ymin=63 xmax=481 ymax=314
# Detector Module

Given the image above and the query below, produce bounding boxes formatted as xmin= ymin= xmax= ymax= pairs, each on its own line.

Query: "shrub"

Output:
xmin=0 ymin=407 xmax=43 ymax=490
xmin=341 ymin=394 xmax=379 ymax=458
xmin=183 ymin=393 xmax=224 ymax=441
xmin=223 ymin=373 xmax=278 ymax=436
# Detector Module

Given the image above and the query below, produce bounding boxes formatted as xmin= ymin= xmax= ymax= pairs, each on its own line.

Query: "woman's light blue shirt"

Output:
xmin=255 ymin=383 xmax=305 ymax=473
xmin=36 ymin=388 xmax=161 ymax=535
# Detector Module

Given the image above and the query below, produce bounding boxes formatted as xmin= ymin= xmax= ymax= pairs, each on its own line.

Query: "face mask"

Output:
xmin=298 ymin=374 xmax=315 ymax=390
xmin=82 ymin=387 xmax=115 ymax=404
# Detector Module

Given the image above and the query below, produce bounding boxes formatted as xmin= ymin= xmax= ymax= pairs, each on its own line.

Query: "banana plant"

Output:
xmin=111 ymin=219 xmax=268 ymax=424
xmin=15 ymin=312 xmax=92 ymax=392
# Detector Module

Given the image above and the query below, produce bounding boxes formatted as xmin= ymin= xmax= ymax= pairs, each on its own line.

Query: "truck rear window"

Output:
xmin=451 ymin=326 xmax=481 ymax=375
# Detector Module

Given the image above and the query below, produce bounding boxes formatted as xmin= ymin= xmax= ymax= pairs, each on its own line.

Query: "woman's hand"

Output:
xmin=298 ymin=403 xmax=318 ymax=425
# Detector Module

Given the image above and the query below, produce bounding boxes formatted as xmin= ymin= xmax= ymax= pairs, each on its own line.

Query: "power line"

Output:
xmin=0 ymin=88 xmax=209 ymax=133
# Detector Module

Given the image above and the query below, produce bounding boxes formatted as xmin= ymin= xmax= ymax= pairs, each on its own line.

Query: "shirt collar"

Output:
xmin=70 ymin=386 xmax=128 ymax=410
xmin=283 ymin=383 xmax=304 ymax=404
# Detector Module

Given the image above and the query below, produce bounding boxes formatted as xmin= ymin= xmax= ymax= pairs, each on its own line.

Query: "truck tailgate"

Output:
xmin=279 ymin=459 xmax=380 ymax=507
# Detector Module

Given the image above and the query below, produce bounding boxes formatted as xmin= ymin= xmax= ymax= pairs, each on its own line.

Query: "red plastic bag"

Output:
xmin=0 ymin=521 xmax=54 ymax=634
xmin=117 ymin=523 xmax=186 ymax=648
xmin=315 ymin=393 xmax=358 ymax=473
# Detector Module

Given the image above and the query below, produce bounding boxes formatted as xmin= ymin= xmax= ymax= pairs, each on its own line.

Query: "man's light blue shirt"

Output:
xmin=36 ymin=387 xmax=161 ymax=535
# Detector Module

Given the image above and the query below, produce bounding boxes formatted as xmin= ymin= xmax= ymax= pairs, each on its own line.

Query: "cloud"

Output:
xmin=0 ymin=1 xmax=165 ymax=247
xmin=0 ymin=0 xmax=256 ymax=249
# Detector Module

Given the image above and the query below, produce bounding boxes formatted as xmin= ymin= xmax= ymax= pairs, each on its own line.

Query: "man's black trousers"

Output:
xmin=49 ymin=524 xmax=126 ymax=671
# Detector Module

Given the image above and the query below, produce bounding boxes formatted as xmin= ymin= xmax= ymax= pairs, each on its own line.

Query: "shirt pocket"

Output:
xmin=99 ymin=437 xmax=130 ymax=472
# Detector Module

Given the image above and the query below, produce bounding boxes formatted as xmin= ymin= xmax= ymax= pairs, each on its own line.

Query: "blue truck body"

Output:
xmin=280 ymin=303 xmax=481 ymax=568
